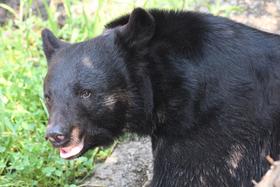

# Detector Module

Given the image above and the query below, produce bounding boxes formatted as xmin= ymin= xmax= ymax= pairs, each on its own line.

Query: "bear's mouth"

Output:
xmin=59 ymin=137 xmax=85 ymax=159
xmin=59 ymin=127 xmax=85 ymax=159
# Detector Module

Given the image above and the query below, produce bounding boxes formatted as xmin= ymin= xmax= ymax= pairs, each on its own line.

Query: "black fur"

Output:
xmin=42 ymin=8 xmax=280 ymax=186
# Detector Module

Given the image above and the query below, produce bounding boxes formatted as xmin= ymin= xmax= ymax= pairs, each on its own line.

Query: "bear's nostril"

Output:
xmin=48 ymin=136 xmax=56 ymax=142
xmin=56 ymin=135 xmax=65 ymax=141
xmin=46 ymin=134 xmax=66 ymax=145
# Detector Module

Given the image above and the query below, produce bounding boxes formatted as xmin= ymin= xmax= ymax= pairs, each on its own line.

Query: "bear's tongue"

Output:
xmin=59 ymin=138 xmax=84 ymax=159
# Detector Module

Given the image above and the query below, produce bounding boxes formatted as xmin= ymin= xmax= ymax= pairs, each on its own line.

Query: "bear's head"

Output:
xmin=42 ymin=8 xmax=155 ymax=159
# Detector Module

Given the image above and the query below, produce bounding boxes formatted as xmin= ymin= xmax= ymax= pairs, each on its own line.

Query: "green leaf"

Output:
xmin=0 ymin=146 xmax=6 ymax=153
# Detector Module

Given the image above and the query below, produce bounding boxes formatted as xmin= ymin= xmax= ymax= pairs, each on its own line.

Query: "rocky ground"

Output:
xmin=83 ymin=137 xmax=153 ymax=187
xmin=231 ymin=0 xmax=280 ymax=34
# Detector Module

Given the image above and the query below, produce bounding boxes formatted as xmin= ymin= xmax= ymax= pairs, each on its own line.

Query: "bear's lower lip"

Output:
xmin=59 ymin=137 xmax=85 ymax=159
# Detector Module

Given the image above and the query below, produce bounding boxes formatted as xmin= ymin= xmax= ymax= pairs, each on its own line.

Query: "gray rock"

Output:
xmin=84 ymin=137 xmax=153 ymax=187
xmin=230 ymin=0 xmax=280 ymax=34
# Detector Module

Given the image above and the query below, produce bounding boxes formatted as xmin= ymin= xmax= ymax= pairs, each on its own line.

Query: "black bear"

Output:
xmin=42 ymin=8 xmax=280 ymax=186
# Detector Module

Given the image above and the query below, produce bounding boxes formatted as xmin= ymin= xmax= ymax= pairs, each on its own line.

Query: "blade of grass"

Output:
xmin=64 ymin=0 xmax=72 ymax=18
xmin=0 ymin=3 xmax=17 ymax=18
xmin=41 ymin=0 xmax=57 ymax=31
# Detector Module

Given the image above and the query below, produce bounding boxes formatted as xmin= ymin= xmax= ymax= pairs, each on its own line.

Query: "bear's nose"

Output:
xmin=45 ymin=125 xmax=68 ymax=147
xmin=46 ymin=133 xmax=65 ymax=143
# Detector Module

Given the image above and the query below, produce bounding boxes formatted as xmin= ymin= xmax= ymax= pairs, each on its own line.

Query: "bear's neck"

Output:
xmin=147 ymin=51 xmax=198 ymax=137
xmin=124 ymin=41 xmax=202 ymax=137
xmin=124 ymin=10 xmax=209 ymax=137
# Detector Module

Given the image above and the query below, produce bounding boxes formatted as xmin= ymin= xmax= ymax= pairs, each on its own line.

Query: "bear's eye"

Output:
xmin=80 ymin=90 xmax=92 ymax=99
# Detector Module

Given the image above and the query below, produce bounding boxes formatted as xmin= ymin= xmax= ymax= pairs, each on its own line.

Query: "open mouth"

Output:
xmin=59 ymin=137 xmax=85 ymax=159
xmin=59 ymin=127 xmax=85 ymax=159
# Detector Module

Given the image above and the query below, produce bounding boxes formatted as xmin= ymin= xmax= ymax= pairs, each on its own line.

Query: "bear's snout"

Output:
xmin=45 ymin=124 xmax=69 ymax=147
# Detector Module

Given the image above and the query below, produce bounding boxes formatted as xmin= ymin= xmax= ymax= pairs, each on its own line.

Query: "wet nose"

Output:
xmin=45 ymin=125 xmax=67 ymax=146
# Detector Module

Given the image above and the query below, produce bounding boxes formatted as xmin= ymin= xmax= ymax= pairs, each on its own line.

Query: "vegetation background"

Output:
xmin=0 ymin=0 xmax=241 ymax=186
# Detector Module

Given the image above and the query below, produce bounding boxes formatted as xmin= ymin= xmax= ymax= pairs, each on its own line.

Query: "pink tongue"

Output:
xmin=59 ymin=138 xmax=84 ymax=159
xmin=60 ymin=148 xmax=67 ymax=154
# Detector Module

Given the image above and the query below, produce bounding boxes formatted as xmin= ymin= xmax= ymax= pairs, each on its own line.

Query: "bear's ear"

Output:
xmin=41 ymin=29 xmax=69 ymax=63
xmin=121 ymin=8 xmax=155 ymax=47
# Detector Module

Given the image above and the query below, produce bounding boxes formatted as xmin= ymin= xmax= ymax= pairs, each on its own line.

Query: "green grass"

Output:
xmin=0 ymin=0 xmax=241 ymax=186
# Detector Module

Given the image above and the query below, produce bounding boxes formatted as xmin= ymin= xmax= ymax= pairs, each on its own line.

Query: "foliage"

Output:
xmin=0 ymin=0 xmax=240 ymax=186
